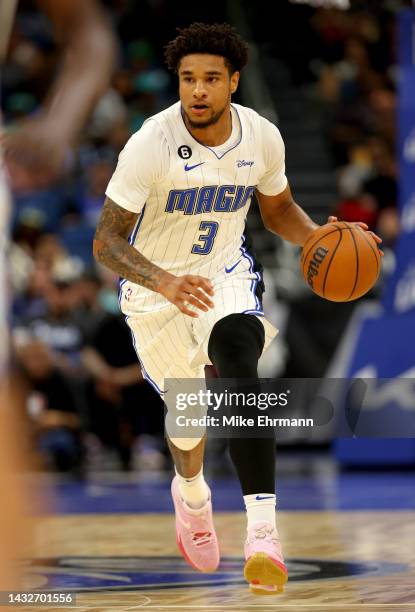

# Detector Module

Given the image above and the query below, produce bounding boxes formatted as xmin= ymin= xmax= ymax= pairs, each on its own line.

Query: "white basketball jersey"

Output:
xmin=107 ymin=101 xmax=287 ymax=314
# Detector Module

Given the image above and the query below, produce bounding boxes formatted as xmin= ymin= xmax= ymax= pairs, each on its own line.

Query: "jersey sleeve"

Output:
xmin=105 ymin=120 xmax=170 ymax=214
xmin=256 ymin=118 xmax=288 ymax=197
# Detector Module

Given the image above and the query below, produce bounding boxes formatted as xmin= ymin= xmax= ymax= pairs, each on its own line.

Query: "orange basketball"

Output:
xmin=300 ymin=221 xmax=381 ymax=302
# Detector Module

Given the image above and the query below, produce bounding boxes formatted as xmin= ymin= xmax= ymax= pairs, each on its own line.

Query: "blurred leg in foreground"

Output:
xmin=0 ymin=381 xmax=29 ymax=594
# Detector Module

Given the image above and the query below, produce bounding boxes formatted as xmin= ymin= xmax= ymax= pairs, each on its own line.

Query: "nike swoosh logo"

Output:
xmin=184 ymin=162 xmax=205 ymax=171
xmin=225 ymin=259 xmax=242 ymax=274
xmin=255 ymin=495 xmax=274 ymax=501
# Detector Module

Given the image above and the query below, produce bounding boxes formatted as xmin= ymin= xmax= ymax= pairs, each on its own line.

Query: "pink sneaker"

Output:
xmin=171 ymin=476 xmax=220 ymax=573
xmin=244 ymin=521 xmax=288 ymax=595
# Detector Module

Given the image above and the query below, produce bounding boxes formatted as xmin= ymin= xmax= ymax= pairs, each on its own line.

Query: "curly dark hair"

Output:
xmin=164 ymin=22 xmax=249 ymax=75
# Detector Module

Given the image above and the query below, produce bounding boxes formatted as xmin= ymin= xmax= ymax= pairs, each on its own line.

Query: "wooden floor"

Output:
xmin=23 ymin=510 xmax=415 ymax=611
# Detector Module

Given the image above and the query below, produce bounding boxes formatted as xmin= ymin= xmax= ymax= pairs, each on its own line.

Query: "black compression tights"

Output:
xmin=208 ymin=314 xmax=276 ymax=495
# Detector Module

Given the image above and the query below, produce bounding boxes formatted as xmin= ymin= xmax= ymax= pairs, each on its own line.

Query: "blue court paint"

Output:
xmin=44 ymin=470 xmax=415 ymax=514
xmin=26 ymin=556 xmax=408 ymax=591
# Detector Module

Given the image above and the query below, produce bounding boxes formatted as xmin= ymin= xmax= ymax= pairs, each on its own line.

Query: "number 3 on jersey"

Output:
xmin=191 ymin=221 xmax=219 ymax=255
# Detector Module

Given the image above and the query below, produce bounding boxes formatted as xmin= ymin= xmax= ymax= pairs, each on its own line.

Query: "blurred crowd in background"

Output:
xmin=1 ymin=0 xmax=400 ymax=476
xmin=314 ymin=7 xmax=399 ymax=244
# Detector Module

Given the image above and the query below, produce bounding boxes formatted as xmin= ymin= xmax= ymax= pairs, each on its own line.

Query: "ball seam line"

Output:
xmin=345 ymin=223 xmax=359 ymax=301
xmin=322 ymin=228 xmax=343 ymax=298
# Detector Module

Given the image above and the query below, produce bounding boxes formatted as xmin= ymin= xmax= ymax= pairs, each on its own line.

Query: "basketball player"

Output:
xmin=0 ymin=0 xmax=115 ymax=595
xmin=94 ymin=23 xmax=382 ymax=594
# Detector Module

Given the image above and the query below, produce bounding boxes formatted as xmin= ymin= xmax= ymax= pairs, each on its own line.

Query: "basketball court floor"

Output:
xmin=24 ymin=454 xmax=415 ymax=611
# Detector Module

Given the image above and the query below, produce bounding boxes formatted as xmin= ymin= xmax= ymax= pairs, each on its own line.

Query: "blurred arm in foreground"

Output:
xmin=2 ymin=0 xmax=116 ymax=187
xmin=0 ymin=0 xmax=116 ymax=596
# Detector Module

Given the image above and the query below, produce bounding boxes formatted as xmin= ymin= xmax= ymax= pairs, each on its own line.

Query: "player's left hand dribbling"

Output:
xmin=327 ymin=216 xmax=384 ymax=256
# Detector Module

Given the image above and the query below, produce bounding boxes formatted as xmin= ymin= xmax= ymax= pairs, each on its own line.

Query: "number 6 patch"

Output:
xmin=178 ymin=145 xmax=192 ymax=159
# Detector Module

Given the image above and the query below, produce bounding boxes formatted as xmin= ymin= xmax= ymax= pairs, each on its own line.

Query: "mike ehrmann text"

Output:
xmin=176 ymin=415 xmax=314 ymax=427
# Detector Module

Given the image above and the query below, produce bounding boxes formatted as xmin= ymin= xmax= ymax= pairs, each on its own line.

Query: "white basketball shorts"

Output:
xmin=123 ymin=269 xmax=278 ymax=395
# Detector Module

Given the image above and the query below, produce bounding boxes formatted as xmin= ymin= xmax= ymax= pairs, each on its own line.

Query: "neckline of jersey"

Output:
xmin=178 ymin=103 xmax=242 ymax=160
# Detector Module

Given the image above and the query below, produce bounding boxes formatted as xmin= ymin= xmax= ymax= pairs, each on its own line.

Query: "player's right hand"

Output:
xmin=157 ymin=273 xmax=215 ymax=318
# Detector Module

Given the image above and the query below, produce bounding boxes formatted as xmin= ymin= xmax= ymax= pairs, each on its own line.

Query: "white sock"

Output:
xmin=175 ymin=466 xmax=209 ymax=510
xmin=244 ymin=493 xmax=276 ymax=529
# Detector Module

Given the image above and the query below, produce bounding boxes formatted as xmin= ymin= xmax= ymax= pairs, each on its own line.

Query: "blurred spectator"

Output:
xmin=82 ymin=313 xmax=165 ymax=471
xmin=72 ymin=269 xmax=106 ymax=341
xmin=16 ymin=260 xmax=85 ymax=376
xmin=334 ymin=135 xmax=399 ymax=246
xmin=12 ymin=258 xmax=49 ymax=322
xmin=11 ymin=184 xmax=73 ymax=231
xmin=334 ymin=190 xmax=378 ymax=228
xmin=311 ymin=8 xmax=396 ymax=167
xmin=76 ymin=156 xmax=116 ymax=228
xmin=15 ymin=338 xmax=83 ymax=475
xmin=12 ymin=230 xmax=88 ymax=322
xmin=87 ymin=89 xmax=128 ymax=140
xmin=303 ymin=6 xmax=400 ymax=254
xmin=363 ymin=136 xmax=397 ymax=211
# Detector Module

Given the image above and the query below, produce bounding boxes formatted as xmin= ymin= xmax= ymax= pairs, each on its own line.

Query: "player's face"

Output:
xmin=178 ymin=54 xmax=239 ymax=129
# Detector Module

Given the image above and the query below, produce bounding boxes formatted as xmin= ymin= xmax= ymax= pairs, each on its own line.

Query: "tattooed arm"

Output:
xmin=94 ymin=197 xmax=166 ymax=291
xmin=93 ymin=197 xmax=215 ymax=317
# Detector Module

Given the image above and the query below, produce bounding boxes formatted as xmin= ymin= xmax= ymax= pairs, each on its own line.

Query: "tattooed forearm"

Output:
xmin=93 ymin=197 xmax=167 ymax=292
xmin=95 ymin=235 xmax=166 ymax=290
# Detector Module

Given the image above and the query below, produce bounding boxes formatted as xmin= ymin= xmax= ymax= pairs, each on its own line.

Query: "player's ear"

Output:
xmin=230 ymin=71 xmax=240 ymax=95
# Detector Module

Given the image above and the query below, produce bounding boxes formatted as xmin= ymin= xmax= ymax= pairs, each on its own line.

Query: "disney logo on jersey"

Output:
xmin=237 ymin=160 xmax=254 ymax=168
xmin=165 ymin=185 xmax=255 ymax=215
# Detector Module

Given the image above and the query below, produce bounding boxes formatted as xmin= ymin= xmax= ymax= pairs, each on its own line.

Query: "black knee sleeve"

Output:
xmin=207 ymin=314 xmax=274 ymax=495
xmin=228 ymin=437 xmax=276 ymax=495
xmin=208 ymin=314 xmax=265 ymax=378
